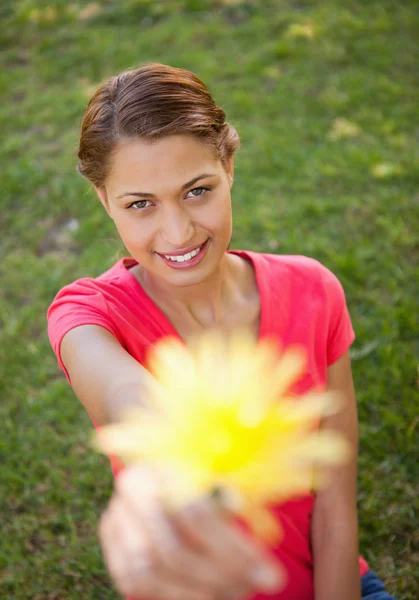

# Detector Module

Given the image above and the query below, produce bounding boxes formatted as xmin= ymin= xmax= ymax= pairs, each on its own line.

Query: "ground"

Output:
xmin=1 ymin=1 xmax=418 ymax=598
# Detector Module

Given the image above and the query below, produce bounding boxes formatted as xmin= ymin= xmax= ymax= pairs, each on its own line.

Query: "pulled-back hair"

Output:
xmin=77 ymin=63 xmax=240 ymax=188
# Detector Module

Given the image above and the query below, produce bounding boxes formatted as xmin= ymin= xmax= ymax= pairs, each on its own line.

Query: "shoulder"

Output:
xmin=255 ymin=254 xmax=354 ymax=366
xmin=46 ymin=259 xmax=132 ymax=366
xmin=47 ymin=258 xmax=129 ymax=311
xmin=46 ymin=259 xmax=133 ymax=344
xmin=248 ymin=251 xmax=344 ymax=291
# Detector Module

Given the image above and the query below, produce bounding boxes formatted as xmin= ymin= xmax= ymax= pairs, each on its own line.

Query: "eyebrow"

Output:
xmin=116 ymin=173 xmax=217 ymax=200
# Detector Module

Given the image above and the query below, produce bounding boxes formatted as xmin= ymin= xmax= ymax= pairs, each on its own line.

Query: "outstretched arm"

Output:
xmin=60 ymin=324 xmax=156 ymax=425
xmin=61 ymin=325 xmax=285 ymax=599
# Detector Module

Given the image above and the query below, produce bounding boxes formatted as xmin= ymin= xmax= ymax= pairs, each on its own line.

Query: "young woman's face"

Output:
xmin=96 ymin=135 xmax=234 ymax=287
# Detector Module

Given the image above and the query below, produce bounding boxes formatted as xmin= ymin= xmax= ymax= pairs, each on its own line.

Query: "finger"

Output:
xmin=115 ymin=463 xmax=160 ymax=502
xmin=104 ymin=509 xmax=150 ymax=600
xmin=175 ymin=497 xmax=285 ymax=593
xmin=100 ymin=497 xmax=213 ymax=600
xmin=119 ymin=483 xmax=239 ymax=595
xmin=98 ymin=497 xmax=137 ymax=591
xmin=130 ymin=570 xmax=214 ymax=600
xmin=114 ymin=467 xmax=284 ymax=594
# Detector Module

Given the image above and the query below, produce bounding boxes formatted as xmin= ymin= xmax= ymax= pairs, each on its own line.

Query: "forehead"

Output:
xmin=108 ymin=135 xmax=220 ymax=192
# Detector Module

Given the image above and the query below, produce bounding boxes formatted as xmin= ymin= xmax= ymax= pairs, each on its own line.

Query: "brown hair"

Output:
xmin=77 ymin=63 xmax=240 ymax=188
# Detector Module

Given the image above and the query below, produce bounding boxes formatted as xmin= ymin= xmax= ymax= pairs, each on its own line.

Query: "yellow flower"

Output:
xmin=94 ymin=331 xmax=350 ymax=539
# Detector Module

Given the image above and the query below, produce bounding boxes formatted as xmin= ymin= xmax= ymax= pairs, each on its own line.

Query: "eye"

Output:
xmin=186 ymin=186 xmax=211 ymax=198
xmin=127 ymin=199 xmax=153 ymax=210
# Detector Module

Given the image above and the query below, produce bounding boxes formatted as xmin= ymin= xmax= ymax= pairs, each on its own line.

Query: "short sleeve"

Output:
xmin=320 ymin=266 xmax=355 ymax=365
xmin=47 ymin=279 xmax=123 ymax=383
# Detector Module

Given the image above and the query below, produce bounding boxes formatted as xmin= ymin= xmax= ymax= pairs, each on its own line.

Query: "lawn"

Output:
xmin=1 ymin=1 xmax=418 ymax=598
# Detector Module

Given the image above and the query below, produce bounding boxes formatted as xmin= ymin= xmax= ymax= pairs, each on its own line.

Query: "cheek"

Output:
xmin=201 ymin=194 xmax=232 ymax=231
xmin=112 ymin=214 xmax=151 ymax=247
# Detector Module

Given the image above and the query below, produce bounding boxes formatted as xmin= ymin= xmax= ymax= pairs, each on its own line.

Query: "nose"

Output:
xmin=160 ymin=203 xmax=195 ymax=248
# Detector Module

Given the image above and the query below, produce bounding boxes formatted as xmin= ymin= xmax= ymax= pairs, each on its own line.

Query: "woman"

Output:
xmin=47 ymin=63 xmax=396 ymax=600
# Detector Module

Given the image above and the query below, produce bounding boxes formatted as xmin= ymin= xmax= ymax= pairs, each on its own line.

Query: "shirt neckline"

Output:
xmin=117 ymin=249 xmax=269 ymax=342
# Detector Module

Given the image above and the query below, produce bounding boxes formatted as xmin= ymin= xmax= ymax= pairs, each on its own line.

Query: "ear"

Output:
xmin=226 ymin=155 xmax=234 ymax=188
xmin=94 ymin=186 xmax=111 ymax=217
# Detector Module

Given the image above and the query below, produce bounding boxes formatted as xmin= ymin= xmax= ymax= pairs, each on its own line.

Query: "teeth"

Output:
xmin=165 ymin=246 xmax=201 ymax=262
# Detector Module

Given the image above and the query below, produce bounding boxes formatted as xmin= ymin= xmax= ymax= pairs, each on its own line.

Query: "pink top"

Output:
xmin=47 ymin=251 xmax=369 ymax=599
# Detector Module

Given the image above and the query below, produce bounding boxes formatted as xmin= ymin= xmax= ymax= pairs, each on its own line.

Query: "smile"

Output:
xmin=157 ymin=239 xmax=210 ymax=270
xmin=164 ymin=246 xmax=202 ymax=262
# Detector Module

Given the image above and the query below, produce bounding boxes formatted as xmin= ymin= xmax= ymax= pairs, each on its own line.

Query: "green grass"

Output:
xmin=1 ymin=0 xmax=418 ymax=598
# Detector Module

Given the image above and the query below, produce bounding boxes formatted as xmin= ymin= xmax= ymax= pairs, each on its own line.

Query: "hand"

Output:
xmin=99 ymin=465 xmax=285 ymax=600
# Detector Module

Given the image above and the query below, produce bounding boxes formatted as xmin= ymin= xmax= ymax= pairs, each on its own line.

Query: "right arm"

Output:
xmin=60 ymin=324 xmax=284 ymax=600
xmin=60 ymin=324 xmax=155 ymax=426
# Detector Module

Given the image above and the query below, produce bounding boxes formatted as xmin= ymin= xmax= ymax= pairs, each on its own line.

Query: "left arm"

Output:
xmin=312 ymin=350 xmax=361 ymax=600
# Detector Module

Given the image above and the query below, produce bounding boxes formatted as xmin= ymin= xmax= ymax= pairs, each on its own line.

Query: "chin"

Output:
xmin=165 ymin=268 xmax=213 ymax=287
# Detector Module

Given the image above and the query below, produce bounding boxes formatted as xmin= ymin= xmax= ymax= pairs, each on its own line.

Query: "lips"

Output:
xmin=157 ymin=239 xmax=210 ymax=270
xmin=156 ymin=241 xmax=206 ymax=258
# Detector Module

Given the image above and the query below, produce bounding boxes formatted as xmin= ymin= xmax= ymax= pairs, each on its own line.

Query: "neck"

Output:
xmin=137 ymin=252 xmax=239 ymax=329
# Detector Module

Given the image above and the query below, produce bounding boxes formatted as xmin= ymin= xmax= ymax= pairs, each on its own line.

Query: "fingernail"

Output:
xmin=250 ymin=565 xmax=282 ymax=590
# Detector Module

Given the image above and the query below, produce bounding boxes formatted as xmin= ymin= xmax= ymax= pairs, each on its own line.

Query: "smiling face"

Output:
xmin=95 ymin=135 xmax=234 ymax=287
